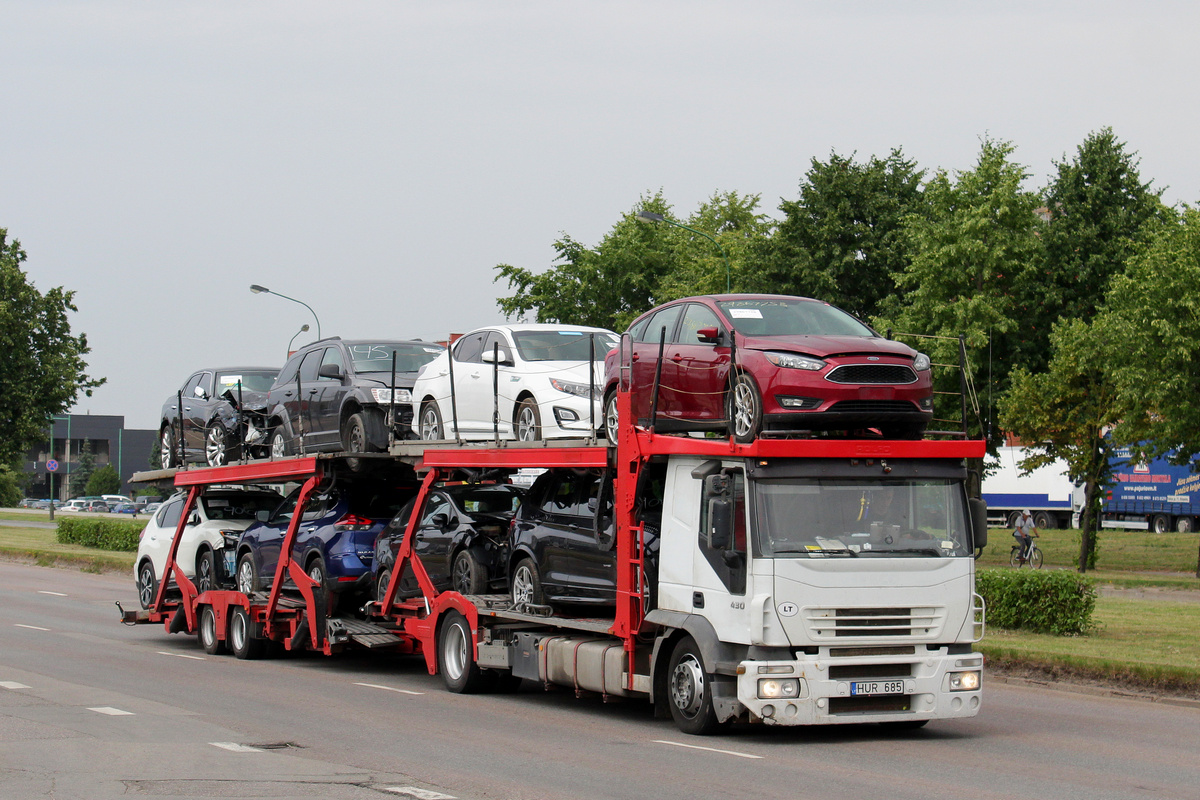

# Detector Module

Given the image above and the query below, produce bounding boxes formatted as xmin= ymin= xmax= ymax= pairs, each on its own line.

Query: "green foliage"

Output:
xmin=0 ymin=229 xmax=104 ymax=466
xmin=880 ymin=138 xmax=1045 ymax=439
xmin=85 ymin=465 xmax=122 ymax=496
xmin=69 ymin=440 xmax=96 ymax=498
xmin=976 ymin=568 xmax=1097 ymax=635
xmin=1104 ymin=207 xmax=1200 ymax=463
xmin=494 ymin=191 xmax=772 ymax=332
xmin=0 ymin=465 xmax=22 ymax=508
xmin=55 ymin=516 xmax=144 ymax=552
xmin=751 ymin=149 xmax=927 ymax=320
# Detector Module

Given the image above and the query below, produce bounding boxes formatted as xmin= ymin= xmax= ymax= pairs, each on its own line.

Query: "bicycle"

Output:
xmin=1010 ymin=534 xmax=1043 ymax=568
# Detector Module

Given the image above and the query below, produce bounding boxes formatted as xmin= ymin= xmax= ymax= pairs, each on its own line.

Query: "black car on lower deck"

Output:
xmin=159 ymin=367 xmax=279 ymax=467
xmin=374 ymin=482 xmax=526 ymax=599
xmin=507 ymin=465 xmax=662 ymax=609
xmin=265 ymin=338 xmax=445 ymax=458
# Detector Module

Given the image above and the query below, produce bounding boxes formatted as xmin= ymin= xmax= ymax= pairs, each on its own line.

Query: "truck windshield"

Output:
xmin=753 ymin=479 xmax=972 ymax=558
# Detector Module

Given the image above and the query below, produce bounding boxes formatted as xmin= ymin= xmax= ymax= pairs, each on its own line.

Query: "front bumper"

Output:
xmin=734 ymin=647 xmax=983 ymax=726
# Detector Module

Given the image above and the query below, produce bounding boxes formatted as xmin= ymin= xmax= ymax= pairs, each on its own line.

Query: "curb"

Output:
xmin=987 ymin=671 xmax=1200 ymax=709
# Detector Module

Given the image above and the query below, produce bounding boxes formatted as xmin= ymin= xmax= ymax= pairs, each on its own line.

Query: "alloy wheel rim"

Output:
xmin=517 ymin=407 xmax=536 ymax=441
xmin=733 ymin=381 xmax=755 ymax=437
xmin=139 ymin=566 xmax=155 ymax=606
xmin=206 ymin=426 xmax=226 ymax=466
xmin=271 ymin=433 xmax=286 ymax=459
xmin=512 ymin=566 xmax=532 ymax=605
xmin=421 ymin=408 xmax=439 ymax=440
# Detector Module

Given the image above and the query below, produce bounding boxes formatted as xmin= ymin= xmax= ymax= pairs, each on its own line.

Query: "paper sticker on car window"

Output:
xmin=423 ymin=347 xmax=442 ymax=353
xmin=728 ymin=308 xmax=763 ymax=319
xmin=218 ymin=375 xmax=243 ymax=386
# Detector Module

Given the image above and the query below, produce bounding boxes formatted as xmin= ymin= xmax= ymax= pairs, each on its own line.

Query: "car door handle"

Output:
xmin=631 ymin=353 xmax=640 ymax=361
xmin=283 ymin=390 xmax=293 ymax=397
xmin=671 ymin=354 xmax=683 ymax=362
xmin=470 ymin=372 xmax=481 ymax=379
xmin=308 ymin=388 xmax=319 ymax=394
xmin=183 ymin=406 xmax=192 ymax=411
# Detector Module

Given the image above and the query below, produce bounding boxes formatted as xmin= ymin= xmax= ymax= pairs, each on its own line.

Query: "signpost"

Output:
xmin=46 ymin=459 xmax=58 ymax=520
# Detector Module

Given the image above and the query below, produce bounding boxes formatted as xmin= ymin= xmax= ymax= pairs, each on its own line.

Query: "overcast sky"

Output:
xmin=3 ymin=1 xmax=1197 ymax=433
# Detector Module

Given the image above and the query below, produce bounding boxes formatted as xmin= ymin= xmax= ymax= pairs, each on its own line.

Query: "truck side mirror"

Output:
xmin=708 ymin=497 xmax=733 ymax=550
xmin=969 ymin=497 xmax=988 ymax=549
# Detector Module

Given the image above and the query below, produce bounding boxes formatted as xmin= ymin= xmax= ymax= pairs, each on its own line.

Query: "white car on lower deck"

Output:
xmin=133 ymin=488 xmax=282 ymax=608
xmin=412 ymin=324 xmax=618 ymax=442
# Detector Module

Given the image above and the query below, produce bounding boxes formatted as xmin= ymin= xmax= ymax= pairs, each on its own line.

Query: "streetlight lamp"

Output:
xmin=249 ymin=284 xmax=322 ymax=340
xmin=636 ymin=211 xmax=732 ymax=293
xmin=287 ymin=323 xmax=310 ymax=355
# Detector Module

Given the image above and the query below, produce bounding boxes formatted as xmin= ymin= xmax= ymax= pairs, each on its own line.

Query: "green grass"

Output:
xmin=0 ymin=523 xmax=135 ymax=572
xmin=980 ymin=596 xmax=1200 ymax=696
xmin=978 ymin=526 xmax=1200 ymax=576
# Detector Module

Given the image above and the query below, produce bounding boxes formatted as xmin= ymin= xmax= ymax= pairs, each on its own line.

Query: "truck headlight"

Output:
xmin=370 ymin=388 xmax=412 ymax=404
xmin=948 ymin=670 xmax=981 ymax=691
xmin=758 ymin=678 xmax=800 ymax=699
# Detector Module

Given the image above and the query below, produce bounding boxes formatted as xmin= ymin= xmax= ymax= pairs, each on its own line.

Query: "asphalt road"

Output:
xmin=1 ymin=562 xmax=1198 ymax=800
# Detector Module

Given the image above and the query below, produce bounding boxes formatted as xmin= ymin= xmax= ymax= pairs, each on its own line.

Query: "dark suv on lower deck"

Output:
xmin=265 ymin=338 xmax=444 ymax=458
xmin=508 ymin=466 xmax=662 ymax=609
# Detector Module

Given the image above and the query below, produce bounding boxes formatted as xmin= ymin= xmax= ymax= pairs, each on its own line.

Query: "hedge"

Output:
xmin=976 ymin=568 xmax=1097 ymax=636
xmin=55 ymin=517 xmax=146 ymax=552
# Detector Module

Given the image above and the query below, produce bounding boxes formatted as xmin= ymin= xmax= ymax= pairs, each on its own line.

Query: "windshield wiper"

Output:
xmin=879 ymin=548 xmax=943 ymax=557
xmin=774 ymin=547 xmax=857 ymax=557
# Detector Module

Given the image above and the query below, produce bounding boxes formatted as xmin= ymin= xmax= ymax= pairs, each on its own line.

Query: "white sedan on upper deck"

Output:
xmin=412 ymin=324 xmax=618 ymax=442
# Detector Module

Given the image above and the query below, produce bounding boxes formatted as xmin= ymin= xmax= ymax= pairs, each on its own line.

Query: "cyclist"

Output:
xmin=1013 ymin=509 xmax=1038 ymax=563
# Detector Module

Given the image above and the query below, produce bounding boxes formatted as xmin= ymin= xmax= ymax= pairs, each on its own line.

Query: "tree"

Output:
xmin=0 ymin=229 xmax=104 ymax=466
xmin=0 ymin=465 xmax=22 ymax=508
xmin=1024 ymin=129 xmax=1167 ymax=372
xmin=86 ymin=464 xmax=122 ymax=496
xmin=878 ymin=138 xmax=1045 ymax=441
xmin=1000 ymin=317 xmax=1124 ymax=572
xmin=69 ymin=440 xmax=96 ymax=498
xmin=751 ymin=149 xmax=927 ymax=320
xmin=494 ymin=191 xmax=772 ymax=332
xmin=1103 ymin=208 xmax=1200 ymax=463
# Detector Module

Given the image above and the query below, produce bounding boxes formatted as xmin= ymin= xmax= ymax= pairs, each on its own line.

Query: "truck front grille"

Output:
xmin=804 ymin=607 xmax=944 ymax=640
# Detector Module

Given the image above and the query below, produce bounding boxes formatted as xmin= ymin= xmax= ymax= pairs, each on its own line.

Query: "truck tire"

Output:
xmin=1007 ymin=511 xmax=1023 ymax=528
xmin=229 ymin=605 xmax=265 ymax=660
xmin=1177 ymin=517 xmax=1194 ymax=534
xmin=667 ymin=637 xmax=723 ymax=735
xmin=1152 ymin=514 xmax=1170 ymax=534
xmin=438 ymin=610 xmax=488 ymax=693
xmin=198 ymin=605 xmax=226 ymax=655
xmin=1033 ymin=511 xmax=1054 ymax=530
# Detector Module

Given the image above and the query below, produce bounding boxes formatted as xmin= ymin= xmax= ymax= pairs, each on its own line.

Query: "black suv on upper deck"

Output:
xmin=265 ymin=338 xmax=445 ymax=457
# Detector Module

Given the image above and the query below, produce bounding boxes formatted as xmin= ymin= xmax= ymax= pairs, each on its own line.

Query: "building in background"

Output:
xmin=23 ymin=414 xmax=157 ymax=500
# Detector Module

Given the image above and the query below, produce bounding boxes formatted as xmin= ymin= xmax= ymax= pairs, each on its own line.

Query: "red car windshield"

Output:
xmin=716 ymin=298 xmax=874 ymax=337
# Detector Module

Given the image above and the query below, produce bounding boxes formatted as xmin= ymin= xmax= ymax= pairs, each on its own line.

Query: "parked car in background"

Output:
xmin=603 ymin=294 xmax=933 ymax=443
xmin=235 ymin=474 xmax=418 ymax=608
xmin=81 ymin=500 xmax=110 ymax=513
xmin=412 ymin=324 xmax=618 ymax=442
xmin=60 ymin=499 xmax=88 ymax=512
xmin=142 ymin=502 xmax=162 ymax=515
xmin=133 ymin=488 xmax=283 ymax=609
xmin=18 ymin=498 xmax=36 ymax=508
xmin=112 ymin=502 xmax=140 ymax=515
xmin=265 ymin=338 xmax=443 ymax=458
xmin=135 ymin=495 xmax=163 ymax=510
xmin=160 ymin=367 xmax=280 ymax=468
xmin=373 ymin=481 xmax=526 ymax=599
xmin=507 ymin=466 xmax=661 ymax=609
xmin=103 ymin=494 xmax=133 ymax=505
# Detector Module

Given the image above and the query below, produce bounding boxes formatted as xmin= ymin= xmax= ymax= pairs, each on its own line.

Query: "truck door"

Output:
xmin=692 ymin=462 xmax=754 ymax=643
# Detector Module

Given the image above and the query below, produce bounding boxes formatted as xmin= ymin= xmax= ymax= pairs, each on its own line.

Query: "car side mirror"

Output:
xmin=431 ymin=512 xmax=450 ymax=529
xmin=194 ymin=386 xmax=207 ymax=399
xmin=969 ymin=497 xmax=988 ymax=549
xmin=318 ymin=364 xmax=344 ymax=381
xmin=188 ymin=513 xmax=201 ymax=526
xmin=481 ymin=349 xmax=514 ymax=366
xmin=696 ymin=327 xmax=722 ymax=345
xmin=257 ymin=509 xmax=270 ymax=523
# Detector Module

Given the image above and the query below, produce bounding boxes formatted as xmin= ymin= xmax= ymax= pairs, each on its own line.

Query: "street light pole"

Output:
xmin=636 ymin=211 xmax=732 ymax=293
xmin=288 ymin=323 xmax=311 ymax=355
xmin=249 ymin=285 xmax=322 ymax=340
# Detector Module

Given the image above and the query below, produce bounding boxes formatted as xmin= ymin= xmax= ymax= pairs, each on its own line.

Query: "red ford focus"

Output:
xmin=602 ymin=294 xmax=933 ymax=442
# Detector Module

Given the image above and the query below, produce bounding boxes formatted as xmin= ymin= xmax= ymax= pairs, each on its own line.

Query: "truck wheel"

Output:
xmin=452 ymin=549 xmax=488 ymax=595
xmin=511 ymin=558 xmax=544 ymax=607
xmin=1007 ymin=511 xmax=1023 ymax=528
xmin=1177 ymin=517 xmax=1194 ymax=534
xmin=1033 ymin=511 xmax=1054 ymax=530
xmin=667 ymin=637 xmax=723 ymax=735
xmin=198 ymin=605 xmax=226 ymax=655
xmin=726 ymin=373 xmax=762 ymax=444
xmin=229 ymin=605 xmax=265 ymax=660
xmin=1153 ymin=514 xmax=1170 ymax=534
xmin=439 ymin=610 xmax=488 ymax=693
xmin=196 ymin=549 xmax=217 ymax=594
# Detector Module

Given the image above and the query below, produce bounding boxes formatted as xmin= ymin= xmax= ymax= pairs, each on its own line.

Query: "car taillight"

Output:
xmin=334 ymin=514 xmax=373 ymax=531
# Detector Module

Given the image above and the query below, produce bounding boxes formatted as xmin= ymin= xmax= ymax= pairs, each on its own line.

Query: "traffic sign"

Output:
xmin=46 ymin=459 xmax=58 ymax=472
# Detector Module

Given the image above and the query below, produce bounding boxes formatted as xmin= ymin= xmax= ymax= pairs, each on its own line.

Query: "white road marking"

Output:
xmin=210 ymin=742 xmax=263 ymax=753
xmin=0 ymin=681 xmax=31 ymax=690
xmin=385 ymin=788 xmax=457 ymax=800
xmin=354 ymin=682 xmax=425 ymax=696
xmin=88 ymin=707 xmax=134 ymax=716
xmin=158 ymin=651 xmax=205 ymax=660
xmin=38 ymin=591 xmax=68 ymax=597
xmin=14 ymin=624 xmax=50 ymax=631
xmin=654 ymin=740 xmax=763 ymax=759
